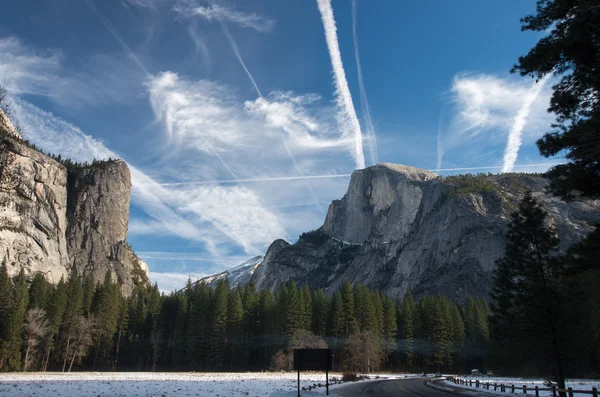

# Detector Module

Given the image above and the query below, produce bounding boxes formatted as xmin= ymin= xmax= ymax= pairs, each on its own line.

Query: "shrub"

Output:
xmin=342 ymin=373 xmax=359 ymax=382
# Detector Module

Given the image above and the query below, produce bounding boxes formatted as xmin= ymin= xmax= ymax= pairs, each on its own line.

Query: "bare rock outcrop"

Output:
xmin=0 ymin=109 xmax=148 ymax=294
xmin=252 ymin=164 xmax=600 ymax=302
xmin=67 ymin=161 xmax=148 ymax=295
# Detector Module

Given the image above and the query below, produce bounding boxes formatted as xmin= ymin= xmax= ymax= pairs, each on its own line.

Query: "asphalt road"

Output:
xmin=334 ymin=377 xmax=457 ymax=397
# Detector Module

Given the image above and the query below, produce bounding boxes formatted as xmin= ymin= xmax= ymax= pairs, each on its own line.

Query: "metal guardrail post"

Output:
xmin=593 ymin=387 xmax=598 ymax=397
xmin=512 ymin=384 xmax=515 ymax=393
xmin=553 ymin=386 xmax=557 ymax=397
xmin=568 ymin=387 xmax=573 ymax=397
xmin=535 ymin=386 xmax=539 ymax=396
xmin=524 ymin=385 xmax=527 ymax=394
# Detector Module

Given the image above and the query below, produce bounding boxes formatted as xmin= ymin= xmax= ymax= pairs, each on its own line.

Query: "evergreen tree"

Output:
xmin=0 ymin=258 xmax=12 ymax=370
xmin=187 ymin=283 xmax=212 ymax=369
xmin=42 ymin=277 xmax=67 ymax=371
xmin=311 ymin=289 xmax=329 ymax=336
xmin=81 ymin=274 xmax=95 ymax=316
xmin=340 ymin=281 xmax=356 ymax=338
xmin=28 ymin=273 xmax=49 ymax=311
xmin=208 ymin=279 xmax=229 ymax=368
xmin=401 ymin=290 xmax=416 ymax=369
xmin=4 ymin=269 xmax=29 ymax=370
xmin=227 ymin=288 xmax=244 ymax=369
xmin=91 ymin=271 xmax=120 ymax=368
xmin=300 ymin=284 xmax=312 ymax=330
xmin=512 ymin=0 xmax=600 ymax=199
xmin=491 ymin=192 xmax=566 ymax=392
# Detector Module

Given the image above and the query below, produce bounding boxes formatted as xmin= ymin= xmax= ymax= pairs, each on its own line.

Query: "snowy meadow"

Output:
xmin=0 ymin=372 xmax=353 ymax=397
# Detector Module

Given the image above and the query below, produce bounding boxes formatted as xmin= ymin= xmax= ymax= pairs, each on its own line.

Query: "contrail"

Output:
xmin=87 ymin=0 xmax=246 ymax=192
xmin=85 ymin=0 xmax=150 ymax=77
xmin=162 ymin=162 xmax=562 ymax=186
xmin=211 ymin=3 xmax=323 ymax=213
xmin=162 ymin=173 xmax=353 ymax=186
xmin=502 ymin=76 xmax=549 ymax=173
xmin=217 ymin=18 xmax=262 ymax=97
xmin=317 ymin=0 xmax=365 ymax=170
xmin=351 ymin=0 xmax=377 ymax=166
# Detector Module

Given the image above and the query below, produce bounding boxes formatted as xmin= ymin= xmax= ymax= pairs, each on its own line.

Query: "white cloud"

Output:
xmin=0 ymin=36 xmax=63 ymax=97
xmin=173 ymin=2 xmax=276 ymax=32
xmin=0 ymin=36 xmax=144 ymax=108
xmin=444 ymin=73 xmax=553 ymax=169
xmin=316 ymin=0 xmax=365 ymax=170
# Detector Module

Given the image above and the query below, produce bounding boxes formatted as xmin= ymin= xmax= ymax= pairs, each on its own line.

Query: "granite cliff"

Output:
xmin=250 ymin=163 xmax=600 ymax=302
xmin=0 ymin=109 xmax=148 ymax=294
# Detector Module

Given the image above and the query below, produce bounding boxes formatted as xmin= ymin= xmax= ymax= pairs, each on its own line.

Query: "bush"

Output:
xmin=342 ymin=373 xmax=359 ymax=382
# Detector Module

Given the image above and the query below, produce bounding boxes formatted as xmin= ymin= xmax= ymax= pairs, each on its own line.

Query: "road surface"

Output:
xmin=335 ymin=377 xmax=459 ymax=397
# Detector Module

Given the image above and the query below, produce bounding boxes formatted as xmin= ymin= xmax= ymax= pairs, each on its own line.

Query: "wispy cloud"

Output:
xmin=173 ymin=2 xmax=276 ymax=32
xmin=0 ymin=36 xmax=143 ymax=108
xmin=0 ymin=37 xmax=62 ymax=97
xmin=502 ymin=76 xmax=549 ymax=173
xmin=444 ymin=73 xmax=553 ymax=169
xmin=316 ymin=0 xmax=365 ymax=170
xmin=351 ymin=0 xmax=377 ymax=166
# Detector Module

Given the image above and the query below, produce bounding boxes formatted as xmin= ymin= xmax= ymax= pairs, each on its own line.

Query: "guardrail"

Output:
xmin=447 ymin=377 xmax=599 ymax=397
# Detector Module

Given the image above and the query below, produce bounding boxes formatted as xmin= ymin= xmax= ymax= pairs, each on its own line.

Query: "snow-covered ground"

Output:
xmin=0 ymin=372 xmax=367 ymax=397
xmin=443 ymin=376 xmax=600 ymax=397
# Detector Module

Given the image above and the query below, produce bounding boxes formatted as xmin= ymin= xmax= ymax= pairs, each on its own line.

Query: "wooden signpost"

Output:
xmin=293 ymin=349 xmax=333 ymax=397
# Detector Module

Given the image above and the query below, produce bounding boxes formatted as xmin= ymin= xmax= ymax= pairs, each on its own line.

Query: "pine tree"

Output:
xmin=42 ymin=277 xmax=67 ymax=371
xmin=0 ymin=258 xmax=12 ymax=370
xmin=81 ymin=274 xmax=95 ymax=316
xmin=227 ymin=288 xmax=244 ymax=369
xmin=311 ymin=289 xmax=329 ymax=336
xmin=256 ymin=289 xmax=274 ymax=369
xmin=60 ymin=269 xmax=83 ymax=372
xmin=512 ymin=0 xmax=600 ymax=199
xmin=340 ymin=281 xmax=356 ymax=338
xmin=381 ymin=295 xmax=397 ymax=369
xmin=4 ymin=269 xmax=29 ymax=370
xmin=491 ymin=192 xmax=566 ymax=392
xmin=187 ymin=283 xmax=212 ymax=370
xmin=300 ymin=284 xmax=312 ymax=330
xmin=208 ymin=279 xmax=229 ymax=368
xmin=401 ymin=290 xmax=416 ymax=369
xmin=91 ymin=271 xmax=120 ymax=368
xmin=28 ymin=273 xmax=49 ymax=311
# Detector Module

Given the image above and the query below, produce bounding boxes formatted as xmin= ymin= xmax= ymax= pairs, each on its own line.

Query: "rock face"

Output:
xmin=67 ymin=161 xmax=148 ymax=295
xmin=0 ymin=110 xmax=148 ymax=294
xmin=0 ymin=132 xmax=70 ymax=283
xmin=251 ymin=163 xmax=600 ymax=302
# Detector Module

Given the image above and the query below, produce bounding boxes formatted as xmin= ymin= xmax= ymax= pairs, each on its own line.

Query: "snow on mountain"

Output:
xmin=195 ymin=255 xmax=264 ymax=289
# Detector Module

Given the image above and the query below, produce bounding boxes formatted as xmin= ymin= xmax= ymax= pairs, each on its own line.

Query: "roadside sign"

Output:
xmin=293 ymin=349 xmax=333 ymax=396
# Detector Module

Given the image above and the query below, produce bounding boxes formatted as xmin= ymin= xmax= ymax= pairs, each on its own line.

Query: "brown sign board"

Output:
xmin=293 ymin=349 xmax=333 ymax=371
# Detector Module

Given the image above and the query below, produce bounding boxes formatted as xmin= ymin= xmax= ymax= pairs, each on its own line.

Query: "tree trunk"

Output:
xmin=62 ymin=337 xmax=71 ymax=373
xmin=113 ymin=329 xmax=122 ymax=371
xmin=68 ymin=353 xmax=76 ymax=372
xmin=43 ymin=345 xmax=51 ymax=372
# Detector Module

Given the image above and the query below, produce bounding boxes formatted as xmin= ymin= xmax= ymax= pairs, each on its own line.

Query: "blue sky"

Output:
xmin=0 ymin=0 xmax=559 ymax=292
